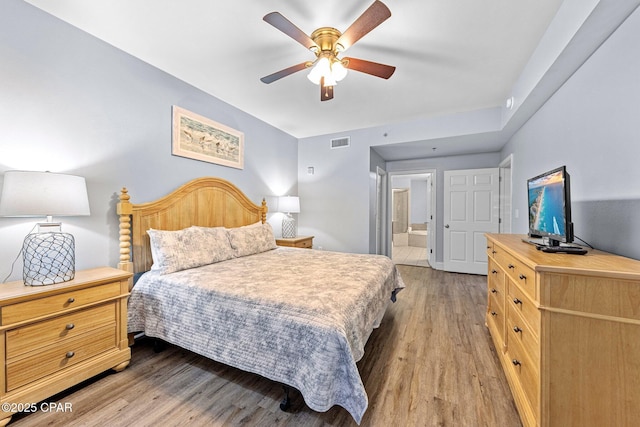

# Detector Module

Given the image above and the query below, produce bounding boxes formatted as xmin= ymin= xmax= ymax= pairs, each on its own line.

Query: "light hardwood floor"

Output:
xmin=10 ymin=266 xmax=520 ymax=427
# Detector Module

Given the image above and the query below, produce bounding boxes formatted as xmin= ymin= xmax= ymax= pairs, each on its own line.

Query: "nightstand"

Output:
xmin=276 ymin=236 xmax=314 ymax=249
xmin=0 ymin=267 xmax=132 ymax=426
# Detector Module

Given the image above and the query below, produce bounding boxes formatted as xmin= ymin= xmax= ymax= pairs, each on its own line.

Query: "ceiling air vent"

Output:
xmin=330 ymin=137 xmax=350 ymax=149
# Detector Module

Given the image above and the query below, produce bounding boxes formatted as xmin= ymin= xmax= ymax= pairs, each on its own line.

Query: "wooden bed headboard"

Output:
xmin=117 ymin=177 xmax=267 ymax=275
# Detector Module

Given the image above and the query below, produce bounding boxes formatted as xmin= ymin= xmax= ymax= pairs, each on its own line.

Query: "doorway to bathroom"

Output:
xmin=390 ymin=171 xmax=435 ymax=267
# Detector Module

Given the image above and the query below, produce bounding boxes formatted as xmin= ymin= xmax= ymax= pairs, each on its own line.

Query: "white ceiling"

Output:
xmin=24 ymin=0 xmax=564 ymax=141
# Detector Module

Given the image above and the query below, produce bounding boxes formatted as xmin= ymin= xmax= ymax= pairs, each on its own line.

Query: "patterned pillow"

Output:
xmin=227 ymin=223 xmax=277 ymax=257
xmin=147 ymin=226 xmax=234 ymax=274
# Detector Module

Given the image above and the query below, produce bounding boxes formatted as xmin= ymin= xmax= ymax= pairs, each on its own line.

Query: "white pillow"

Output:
xmin=147 ymin=226 xmax=234 ymax=274
xmin=227 ymin=223 xmax=277 ymax=257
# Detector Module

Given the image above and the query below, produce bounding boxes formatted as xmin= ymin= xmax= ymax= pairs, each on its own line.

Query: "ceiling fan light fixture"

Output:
xmin=307 ymin=56 xmax=330 ymax=85
xmin=307 ymin=56 xmax=347 ymax=86
xmin=261 ymin=1 xmax=394 ymax=100
xmin=332 ymin=60 xmax=348 ymax=81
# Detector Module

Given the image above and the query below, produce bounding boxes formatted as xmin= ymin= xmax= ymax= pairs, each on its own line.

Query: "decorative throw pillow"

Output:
xmin=147 ymin=226 xmax=234 ymax=274
xmin=227 ymin=223 xmax=277 ymax=257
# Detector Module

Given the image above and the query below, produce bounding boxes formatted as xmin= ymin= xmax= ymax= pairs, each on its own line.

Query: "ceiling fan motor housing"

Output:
xmin=310 ymin=27 xmax=343 ymax=54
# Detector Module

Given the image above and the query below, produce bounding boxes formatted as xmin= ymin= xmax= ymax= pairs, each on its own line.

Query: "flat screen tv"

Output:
xmin=527 ymin=165 xmax=573 ymax=246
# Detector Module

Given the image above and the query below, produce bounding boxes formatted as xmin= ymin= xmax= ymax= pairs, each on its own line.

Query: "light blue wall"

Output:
xmin=501 ymin=5 xmax=640 ymax=260
xmin=0 ymin=1 xmax=298 ymax=281
xmin=298 ymin=110 xmax=503 ymax=255
xmin=502 ymin=5 xmax=640 ymax=259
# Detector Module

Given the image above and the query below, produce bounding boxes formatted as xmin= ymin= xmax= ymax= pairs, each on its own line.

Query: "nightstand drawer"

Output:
xmin=6 ymin=302 xmax=116 ymax=359
xmin=276 ymin=236 xmax=314 ymax=249
xmin=1 ymin=282 xmax=120 ymax=325
xmin=6 ymin=324 xmax=116 ymax=391
xmin=293 ymin=239 xmax=312 ymax=248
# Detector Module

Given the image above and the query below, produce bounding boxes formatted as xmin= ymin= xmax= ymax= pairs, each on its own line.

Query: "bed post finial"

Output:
xmin=261 ymin=198 xmax=268 ymax=224
xmin=117 ymin=187 xmax=134 ymax=284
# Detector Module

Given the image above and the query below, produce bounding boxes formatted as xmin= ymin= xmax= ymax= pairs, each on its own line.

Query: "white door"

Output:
xmin=443 ymin=168 xmax=499 ymax=274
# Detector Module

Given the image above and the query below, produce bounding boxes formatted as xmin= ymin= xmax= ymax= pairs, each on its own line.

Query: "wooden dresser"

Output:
xmin=485 ymin=234 xmax=640 ymax=427
xmin=276 ymin=236 xmax=314 ymax=249
xmin=0 ymin=267 xmax=132 ymax=426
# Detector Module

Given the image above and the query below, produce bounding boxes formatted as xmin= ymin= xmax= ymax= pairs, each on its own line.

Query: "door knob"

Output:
xmin=445 ymin=224 xmax=450 ymax=228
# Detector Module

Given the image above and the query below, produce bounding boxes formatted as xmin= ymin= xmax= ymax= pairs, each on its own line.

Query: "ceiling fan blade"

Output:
xmin=320 ymin=77 xmax=334 ymax=101
xmin=263 ymin=12 xmax=318 ymax=51
xmin=344 ymin=57 xmax=396 ymax=79
xmin=336 ymin=1 xmax=391 ymax=51
xmin=260 ymin=62 xmax=309 ymax=84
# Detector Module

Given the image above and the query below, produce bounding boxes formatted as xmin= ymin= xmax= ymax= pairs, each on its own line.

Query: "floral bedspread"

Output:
xmin=128 ymin=247 xmax=404 ymax=424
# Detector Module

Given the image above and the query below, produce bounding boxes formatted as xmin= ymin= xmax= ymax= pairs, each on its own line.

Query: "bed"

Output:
xmin=116 ymin=177 xmax=404 ymax=423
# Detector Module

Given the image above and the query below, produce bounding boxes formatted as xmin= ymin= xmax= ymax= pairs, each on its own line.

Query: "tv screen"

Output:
xmin=527 ymin=166 xmax=573 ymax=245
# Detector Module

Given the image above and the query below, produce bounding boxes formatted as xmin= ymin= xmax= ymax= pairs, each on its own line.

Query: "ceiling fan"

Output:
xmin=260 ymin=0 xmax=396 ymax=101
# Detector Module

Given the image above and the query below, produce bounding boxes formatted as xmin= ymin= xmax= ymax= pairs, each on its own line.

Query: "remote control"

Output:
xmin=540 ymin=246 xmax=587 ymax=255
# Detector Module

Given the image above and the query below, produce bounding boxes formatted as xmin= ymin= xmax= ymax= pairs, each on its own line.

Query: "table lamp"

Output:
xmin=0 ymin=171 xmax=90 ymax=285
xmin=278 ymin=196 xmax=300 ymax=238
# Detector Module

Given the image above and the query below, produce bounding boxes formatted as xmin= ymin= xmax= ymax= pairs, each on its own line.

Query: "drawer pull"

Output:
xmin=491 ymin=288 xmax=497 ymax=294
xmin=513 ymin=326 xmax=522 ymax=333
xmin=513 ymin=298 xmax=522 ymax=305
xmin=65 ymin=351 xmax=75 ymax=359
xmin=67 ymin=297 xmax=76 ymax=303
xmin=65 ymin=323 xmax=75 ymax=330
xmin=512 ymin=359 xmax=521 ymax=366
xmin=492 ymin=250 xmax=497 ymax=255
xmin=519 ymin=274 xmax=527 ymax=280
xmin=508 ymin=264 xmax=515 ymax=269
xmin=490 ymin=311 xmax=497 ymax=317
xmin=491 ymin=269 xmax=498 ymax=275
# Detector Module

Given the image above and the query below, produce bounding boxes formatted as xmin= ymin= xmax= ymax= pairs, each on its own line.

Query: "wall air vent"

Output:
xmin=330 ymin=137 xmax=350 ymax=149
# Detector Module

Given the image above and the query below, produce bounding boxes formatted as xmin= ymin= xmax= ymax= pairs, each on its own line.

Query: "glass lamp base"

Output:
xmin=22 ymin=232 xmax=75 ymax=286
xmin=282 ymin=215 xmax=297 ymax=238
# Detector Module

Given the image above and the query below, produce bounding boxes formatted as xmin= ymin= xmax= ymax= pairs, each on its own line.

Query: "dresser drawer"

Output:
xmin=1 ymin=282 xmax=120 ymax=325
xmin=501 ymin=256 xmax=536 ymax=302
xmin=507 ymin=303 xmax=540 ymax=365
xmin=506 ymin=330 xmax=539 ymax=422
xmin=488 ymin=258 xmax=506 ymax=302
xmin=507 ymin=280 xmax=540 ymax=336
xmin=5 ymin=303 xmax=116 ymax=359
xmin=6 ymin=324 xmax=116 ymax=391
xmin=487 ymin=291 xmax=505 ymax=348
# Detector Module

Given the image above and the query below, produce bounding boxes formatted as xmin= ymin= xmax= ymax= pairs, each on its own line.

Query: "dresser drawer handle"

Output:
xmin=513 ymin=298 xmax=522 ymax=305
xmin=67 ymin=297 xmax=75 ymax=303
xmin=492 ymin=250 xmax=497 ymax=255
xmin=66 ymin=323 xmax=75 ymax=330
xmin=491 ymin=269 xmax=498 ymax=275
xmin=512 ymin=359 xmax=521 ymax=366
xmin=65 ymin=351 xmax=75 ymax=359
xmin=490 ymin=311 xmax=497 ymax=316
xmin=519 ymin=274 xmax=527 ymax=280
xmin=513 ymin=326 xmax=522 ymax=333
xmin=508 ymin=264 xmax=515 ymax=269
xmin=491 ymin=288 xmax=497 ymax=294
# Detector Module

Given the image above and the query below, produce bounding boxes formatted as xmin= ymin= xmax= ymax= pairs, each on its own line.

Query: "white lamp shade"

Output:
xmin=0 ymin=171 xmax=90 ymax=217
xmin=278 ymin=196 xmax=300 ymax=214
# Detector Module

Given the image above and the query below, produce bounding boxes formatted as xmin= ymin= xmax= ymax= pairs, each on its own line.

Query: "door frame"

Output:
xmin=388 ymin=169 xmax=437 ymax=267
xmin=498 ymin=154 xmax=513 ymax=233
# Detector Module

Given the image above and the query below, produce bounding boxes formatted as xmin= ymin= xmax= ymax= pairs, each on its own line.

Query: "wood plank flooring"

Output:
xmin=9 ymin=266 xmax=521 ymax=427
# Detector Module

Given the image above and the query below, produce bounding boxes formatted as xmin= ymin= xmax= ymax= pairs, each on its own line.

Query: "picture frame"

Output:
xmin=172 ymin=105 xmax=244 ymax=169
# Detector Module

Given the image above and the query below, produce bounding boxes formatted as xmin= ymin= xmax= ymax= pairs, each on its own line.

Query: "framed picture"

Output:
xmin=172 ymin=106 xmax=244 ymax=169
